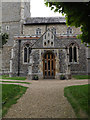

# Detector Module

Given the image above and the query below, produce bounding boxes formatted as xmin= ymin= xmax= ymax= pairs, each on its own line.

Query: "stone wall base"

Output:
xmin=2 ymin=46 xmax=12 ymax=73
xmin=9 ymin=72 xmax=27 ymax=77
xmin=27 ymin=73 xmax=43 ymax=80
xmin=27 ymin=73 xmax=71 ymax=80
xmin=9 ymin=72 xmax=90 ymax=80
xmin=71 ymin=71 xmax=88 ymax=75
xmin=27 ymin=75 xmax=32 ymax=80
xmin=87 ymin=73 xmax=90 ymax=75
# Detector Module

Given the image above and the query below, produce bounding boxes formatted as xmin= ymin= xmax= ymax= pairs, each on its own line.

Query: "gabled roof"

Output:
xmin=24 ymin=17 xmax=66 ymax=25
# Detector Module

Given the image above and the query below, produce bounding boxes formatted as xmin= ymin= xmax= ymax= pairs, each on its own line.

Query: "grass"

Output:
xmin=64 ymin=84 xmax=89 ymax=118
xmin=0 ymin=75 xmax=26 ymax=80
xmin=2 ymin=84 xmax=27 ymax=117
xmin=72 ymin=75 xmax=90 ymax=79
xmin=1 ymin=81 xmax=30 ymax=84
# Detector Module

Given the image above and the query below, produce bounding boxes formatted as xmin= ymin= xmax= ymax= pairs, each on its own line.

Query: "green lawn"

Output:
xmin=72 ymin=75 xmax=90 ymax=79
xmin=2 ymin=84 xmax=27 ymax=117
xmin=64 ymin=84 xmax=89 ymax=118
xmin=0 ymin=75 xmax=26 ymax=80
xmin=1 ymin=81 xmax=30 ymax=84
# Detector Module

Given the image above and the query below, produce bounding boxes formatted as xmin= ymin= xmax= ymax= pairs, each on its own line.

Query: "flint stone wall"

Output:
xmin=11 ymin=36 xmax=87 ymax=78
xmin=59 ymin=49 xmax=67 ymax=73
xmin=2 ymin=46 xmax=12 ymax=74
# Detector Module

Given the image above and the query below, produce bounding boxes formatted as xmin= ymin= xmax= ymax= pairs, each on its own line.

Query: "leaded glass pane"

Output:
xmin=69 ymin=47 xmax=72 ymax=62
xmin=74 ymin=47 xmax=77 ymax=62
xmin=24 ymin=47 xmax=27 ymax=62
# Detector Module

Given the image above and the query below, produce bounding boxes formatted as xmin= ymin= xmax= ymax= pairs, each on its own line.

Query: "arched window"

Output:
xmin=24 ymin=47 xmax=28 ymax=63
xmin=6 ymin=25 xmax=9 ymax=31
xmin=69 ymin=47 xmax=72 ymax=62
xmin=36 ymin=28 xmax=41 ymax=36
xmin=43 ymin=30 xmax=54 ymax=47
xmin=69 ymin=43 xmax=78 ymax=63
xmin=23 ymin=44 xmax=31 ymax=63
xmin=67 ymin=27 xmax=72 ymax=35
xmin=51 ymin=28 xmax=56 ymax=35
xmin=74 ymin=47 xmax=77 ymax=62
xmin=45 ymin=34 xmax=46 ymax=39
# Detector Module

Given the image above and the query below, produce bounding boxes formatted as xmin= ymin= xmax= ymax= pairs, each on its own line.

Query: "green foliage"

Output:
xmin=64 ymin=84 xmax=89 ymax=118
xmin=1 ymin=75 xmax=26 ymax=80
xmin=2 ymin=84 xmax=27 ymax=116
xmin=32 ymin=75 xmax=38 ymax=80
xmin=60 ymin=75 xmax=66 ymax=80
xmin=44 ymin=2 xmax=90 ymax=44
xmin=2 ymin=33 xmax=8 ymax=45
xmin=72 ymin=75 xmax=90 ymax=79
xmin=0 ymin=33 xmax=8 ymax=47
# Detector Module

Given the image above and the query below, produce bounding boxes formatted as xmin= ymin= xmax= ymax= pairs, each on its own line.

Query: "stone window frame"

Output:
xmin=23 ymin=44 xmax=31 ymax=64
xmin=11 ymin=48 xmax=14 ymax=59
xmin=43 ymin=31 xmax=54 ymax=47
xmin=51 ymin=27 xmax=56 ymax=35
xmin=6 ymin=25 xmax=9 ymax=31
xmin=67 ymin=27 xmax=73 ymax=35
xmin=68 ymin=43 xmax=79 ymax=64
xmin=36 ymin=28 xmax=41 ymax=36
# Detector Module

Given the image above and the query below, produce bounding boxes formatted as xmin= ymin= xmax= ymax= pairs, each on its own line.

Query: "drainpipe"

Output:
xmin=18 ymin=39 xmax=21 ymax=76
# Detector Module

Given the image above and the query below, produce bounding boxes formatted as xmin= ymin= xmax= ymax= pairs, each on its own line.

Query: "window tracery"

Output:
xmin=69 ymin=43 xmax=78 ymax=63
xmin=23 ymin=44 xmax=31 ymax=63
xmin=36 ymin=28 xmax=41 ymax=36
xmin=43 ymin=31 xmax=54 ymax=47
xmin=6 ymin=25 xmax=9 ymax=31
xmin=67 ymin=27 xmax=72 ymax=35
xmin=51 ymin=28 xmax=56 ymax=35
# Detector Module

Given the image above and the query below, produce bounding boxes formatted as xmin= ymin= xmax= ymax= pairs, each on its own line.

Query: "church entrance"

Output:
xmin=43 ymin=52 xmax=55 ymax=79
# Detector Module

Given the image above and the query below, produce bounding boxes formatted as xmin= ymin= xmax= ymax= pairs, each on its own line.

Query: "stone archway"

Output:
xmin=43 ymin=52 xmax=55 ymax=79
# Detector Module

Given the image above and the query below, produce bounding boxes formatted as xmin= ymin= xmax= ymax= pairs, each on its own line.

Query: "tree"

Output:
xmin=0 ymin=33 xmax=8 ymax=48
xmin=45 ymin=2 xmax=90 ymax=44
xmin=0 ymin=26 xmax=8 ymax=47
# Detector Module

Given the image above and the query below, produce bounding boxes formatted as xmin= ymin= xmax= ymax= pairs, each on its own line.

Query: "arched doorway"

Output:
xmin=43 ymin=52 xmax=55 ymax=79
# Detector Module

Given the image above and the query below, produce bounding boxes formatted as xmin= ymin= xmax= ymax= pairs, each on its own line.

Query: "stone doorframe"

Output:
xmin=39 ymin=49 xmax=60 ymax=79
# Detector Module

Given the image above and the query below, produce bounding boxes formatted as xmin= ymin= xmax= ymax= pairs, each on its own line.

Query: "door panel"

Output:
xmin=43 ymin=53 xmax=55 ymax=79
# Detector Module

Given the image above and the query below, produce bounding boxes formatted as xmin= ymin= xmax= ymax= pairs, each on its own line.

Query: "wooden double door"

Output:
xmin=43 ymin=53 xmax=55 ymax=79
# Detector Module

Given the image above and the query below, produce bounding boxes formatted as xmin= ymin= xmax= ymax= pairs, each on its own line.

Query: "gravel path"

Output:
xmin=4 ymin=79 xmax=88 ymax=118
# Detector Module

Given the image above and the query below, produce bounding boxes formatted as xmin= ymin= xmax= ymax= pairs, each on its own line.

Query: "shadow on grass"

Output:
xmin=2 ymin=84 xmax=27 ymax=117
xmin=64 ymin=84 xmax=89 ymax=118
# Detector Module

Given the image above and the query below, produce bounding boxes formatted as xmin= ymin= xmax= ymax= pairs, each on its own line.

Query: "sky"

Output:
xmin=31 ymin=0 xmax=64 ymax=17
